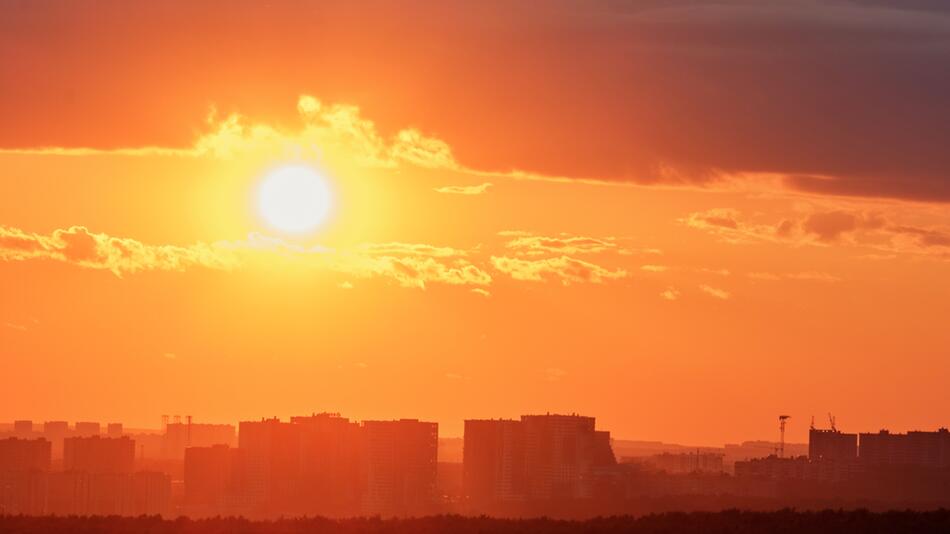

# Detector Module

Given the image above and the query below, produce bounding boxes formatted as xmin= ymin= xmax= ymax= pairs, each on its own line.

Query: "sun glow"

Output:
xmin=258 ymin=165 xmax=332 ymax=233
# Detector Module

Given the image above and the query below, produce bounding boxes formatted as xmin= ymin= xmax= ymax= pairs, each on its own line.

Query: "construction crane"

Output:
xmin=778 ymin=415 xmax=791 ymax=458
xmin=828 ymin=413 xmax=837 ymax=432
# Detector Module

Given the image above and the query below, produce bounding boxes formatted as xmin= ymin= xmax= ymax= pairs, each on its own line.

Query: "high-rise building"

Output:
xmin=234 ymin=414 xmax=368 ymax=517
xmin=362 ymin=419 xmax=438 ymax=516
xmin=107 ymin=423 xmax=124 ymax=438
xmin=0 ymin=438 xmax=51 ymax=472
xmin=521 ymin=414 xmax=616 ymax=500
xmin=859 ymin=428 xmax=950 ymax=468
xmin=463 ymin=419 xmax=525 ymax=503
xmin=0 ymin=433 xmax=49 ymax=514
xmin=43 ymin=421 xmax=69 ymax=459
xmin=291 ymin=413 xmax=364 ymax=515
xmin=74 ymin=422 xmax=101 ymax=437
xmin=184 ymin=444 xmax=245 ymax=516
xmin=238 ymin=418 xmax=303 ymax=515
xmin=63 ymin=436 xmax=135 ymax=474
xmin=163 ymin=422 xmax=236 ymax=459
xmin=13 ymin=420 xmax=33 ymax=436
xmin=809 ymin=428 xmax=858 ymax=462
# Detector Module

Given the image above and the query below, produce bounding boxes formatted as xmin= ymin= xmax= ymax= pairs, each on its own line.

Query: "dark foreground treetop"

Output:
xmin=2 ymin=510 xmax=950 ymax=534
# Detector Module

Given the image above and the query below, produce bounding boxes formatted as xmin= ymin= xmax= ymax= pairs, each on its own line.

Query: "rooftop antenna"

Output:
xmin=810 ymin=415 xmax=815 ymax=430
xmin=779 ymin=415 xmax=791 ymax=458
xmin=828 ymin=413 xmax=836 ymax=432
xmin=161 ymin=415 xmax=169 ymax=431
xmin=186 ymin=415 xmax=193 ymax=447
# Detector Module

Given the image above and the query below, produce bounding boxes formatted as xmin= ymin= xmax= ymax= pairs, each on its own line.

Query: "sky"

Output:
xmin=1 ymin=0 xmax=949 ymax=446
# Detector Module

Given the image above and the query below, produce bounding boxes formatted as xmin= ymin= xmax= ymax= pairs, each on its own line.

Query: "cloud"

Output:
xmin=491 ymin=255 xmax=626 ymax=285
xmin=356 ymin=242 xmax=468 ymax=258
xmin=0 ymin=225 xmax=236 ymax=275
xmin=338 ymin=281 xmax=354 ymax=289
xmin=660 ymin=287 xmax=681 ymax=301
xmin=641 ymin=265 xmax=668 ymax=273
xmin=684 ymin=207 xmax=950 ymax=258
xmin=3 ymin=322 xmax=28 ymax=332
xmin=340 ymin=255 xmax=492 ymax=289
xmin=7 ymin=2 xmax=949 ymax=201
xmin=700 ymin=285 xmax=731 ymax=300
xmin=802 ymin=211 xmax=885 ymax=243
xmin=748 ymin=271 xmax=840 ymax=282
xmin=434 ymin=182 xmax=492 ymax=195
xmin=501 ymin=233 xmax=633 ymax=256
xmin=471 ymin=288 xmax=491 ymax=298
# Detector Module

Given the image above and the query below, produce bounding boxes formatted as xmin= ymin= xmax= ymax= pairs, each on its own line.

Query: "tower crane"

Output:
xmin=779 ymin=415 xmax=791 ymax=458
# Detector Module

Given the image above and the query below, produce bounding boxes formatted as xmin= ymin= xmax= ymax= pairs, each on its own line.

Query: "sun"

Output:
xmin=257 ymin=165 xmax=332 ymax=233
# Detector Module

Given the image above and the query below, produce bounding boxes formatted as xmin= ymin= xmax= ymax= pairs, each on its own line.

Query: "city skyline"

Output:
xmin=3 ymin=410 xmax=950 ymax=518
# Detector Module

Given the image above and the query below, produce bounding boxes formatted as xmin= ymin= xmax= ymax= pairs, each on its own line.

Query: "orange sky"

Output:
xmin=1 ymin=0 xmax=949 ymax=446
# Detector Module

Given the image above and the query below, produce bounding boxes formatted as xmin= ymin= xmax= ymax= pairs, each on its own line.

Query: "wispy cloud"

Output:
xmin=683 ymin=207 xmax=950 ymax=259
xmin=491 ymin=255 xmax=626 ymax=285
xmin=699 ymin=285 xmax=731 ymax=300
xmin=0 ymin=225 xmax=236 ymax=276
xmin=748 ymin=271 xmax=840 ymax=283
xmin=660 ymin=287 xmax=681 ymax=301
xmin=434 ymin=182 xmax=492 ymax=195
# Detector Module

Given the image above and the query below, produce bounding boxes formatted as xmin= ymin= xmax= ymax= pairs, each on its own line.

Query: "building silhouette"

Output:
xmin=162 ymin=422 xmax=236 ymax=459
xmin=290 ymin=413 xmax=364 ymax=515
xmin=64 ymin=436 xmax=135 ymax=474
xmin=362 ymin=419 xmax=438 ymax=516
xmin=462 ymin=414 xmax=617 ymax=506
xmin=13 ymin=421 xmax=33 ymax=437
xmin=809 ymin=428 xmax=858 ymax=462
xmin=238 ymin=418 xmax=301 ymax=515
xmin=42 ymin=421 xmax=69 ymax=459
xmin=183 ymin=444 xmax=246 ymax=516
xmin=0 ymin=438 xmax=51 ymax=472
xmin=463 ymin=419 xmax=526 ymax=504
xmin=648 ymin=451 xmax=725 ymax=474
xmin=522 ymin=414 xmax=616 ymax=500
xmin=73 ymin=422 xmax=101 ymax=437
xmin=859 ymin=428 xmax=950 ymax=468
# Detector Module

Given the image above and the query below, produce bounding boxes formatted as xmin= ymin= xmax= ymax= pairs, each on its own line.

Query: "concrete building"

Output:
xmin=238 ymin=418 xmax=303 ymax=515
xmin=162 ymin=422 xmax=236 ymax=459
xmin=463 ymin=419 xmax=526 ymax=503
xmin=809 ymin=428 xmax=858 ymax=463
xmin=64 ymin=436 xmax=135 ymax=474
xmin=362 ymin=419 xmax=438 ymax=516
xmin=42 ymin=421 xmax=69 ymax=459
xmin=859 ymin=428 xmax=950 ymax=468
xmin=106 ymin=423 xmax=124 ymax=438
xmin=184 ymin=444 xmax=245 ymax=516
xmin=291 ymin=413 xmax=364 ymax=515
xmin=521 ymin=414 xmax=616 ymax=500
xmin=648 ymin=451 xmax=725 ymax=474
xmin=13 ymin=421 xmax=33 ymax=436
xmin=74 ymin=422 xmax=101 ymax=437
xmin=0 ymin=438 xmax=51 ymax=472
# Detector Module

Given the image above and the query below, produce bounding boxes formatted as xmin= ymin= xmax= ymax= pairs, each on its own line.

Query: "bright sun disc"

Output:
xmin=258 ymin=165 xmax=332 ymax=232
